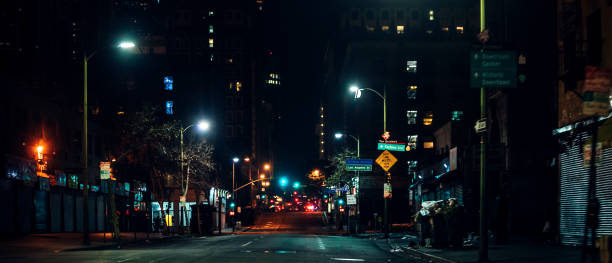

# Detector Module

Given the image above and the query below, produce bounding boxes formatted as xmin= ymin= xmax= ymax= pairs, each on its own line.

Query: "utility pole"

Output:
xmin=82 ymin=54 xmax=90 ymax=245
xmin=478 ymin=0 xmax=488 ymax=262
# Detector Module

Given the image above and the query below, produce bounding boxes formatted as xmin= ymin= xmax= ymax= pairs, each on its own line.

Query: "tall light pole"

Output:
xmin=350 ymin=84 xmax=390 ymax=237
xmin=232 ymin=157 xmax=239 ymax=202
xmin=478 ymin=1 xmax=488 ymax=262
xmin=335 ymin=132 xmax=360 ymax=234
xmin=350 ymin=85 xmax=387 ymax=132
xmin=179 ymin=120 xmax=210 ymax=196
xmin=82 ymin=41 xmax=135 ymax=245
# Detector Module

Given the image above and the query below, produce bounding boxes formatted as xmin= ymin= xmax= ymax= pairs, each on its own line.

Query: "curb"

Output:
xmin=62 ymin=234 xmax=192 ymax=252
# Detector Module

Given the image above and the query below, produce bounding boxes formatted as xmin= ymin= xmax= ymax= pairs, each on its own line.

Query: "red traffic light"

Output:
xmin=293 ymin=191 xmax=297 ymax=195
xmin=229 ymin=211 xmax=235 ymax=216
xmin=294 ymin=198 xmax=299 ymax=202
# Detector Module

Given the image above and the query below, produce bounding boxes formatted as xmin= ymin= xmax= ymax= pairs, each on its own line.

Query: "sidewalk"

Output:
xmin=0 ymin=232 xmax=178 ymax=254
xmin=387 ymin=235 xmax=582 ymax=263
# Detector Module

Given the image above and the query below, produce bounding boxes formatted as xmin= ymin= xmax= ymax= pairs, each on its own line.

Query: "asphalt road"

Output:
xmin=2 ymin=212 xmax=418 ymax=263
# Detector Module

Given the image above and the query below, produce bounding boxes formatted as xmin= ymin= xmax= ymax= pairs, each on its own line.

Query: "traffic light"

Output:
xmin=261 ymin=194 xmax=266 ymax=199
xmin=338 ymin=199 xmax=344 ymax=205
xmin=229 ymin=211 xmax=235 ymax=216
xmin=230 ymin=202 xmax=236 ymax=208
xmin=294 ymin=198 xmax=299 ymax=202
xmin=323 ymin=195 xmax=328 ymax=198
xmin=279 ymin=177 xmax=288 ymax=187
xmin=292 ymin=182 xmax=300 ymax=189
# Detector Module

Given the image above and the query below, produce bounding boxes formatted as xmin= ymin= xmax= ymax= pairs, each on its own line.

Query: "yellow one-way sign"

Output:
xmin=375 ymin=150 xmax=397 ymax=172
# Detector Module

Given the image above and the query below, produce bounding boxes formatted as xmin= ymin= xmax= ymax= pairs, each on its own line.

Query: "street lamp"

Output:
xmin=349 ymin=85 xmax=387 ymax=132
xmin=232 ymin=157 xmax=239 ymax=203
xmin=179 ymin=120 xmax=211 ymax=196
xmin=82 ymin=40 xmax=135 ymax=245
xmin=334 ymin=132 xmax=360 ymax=158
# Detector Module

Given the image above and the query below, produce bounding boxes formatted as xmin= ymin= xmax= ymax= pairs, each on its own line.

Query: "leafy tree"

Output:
xmin=112 ymin=105 xmax=215 ymax=233
xmin=325 ymin=147 xmax=356 ymax=188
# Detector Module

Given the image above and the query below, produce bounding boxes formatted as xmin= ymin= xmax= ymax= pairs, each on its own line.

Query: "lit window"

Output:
xmin=320 ymin=114 xmax=324 ymax=118
xmin=164 ymin=76 xmax=173 ymax=91
xmin=320 ymin=123 xmax=324 ymax=127
xmin=451 ymin=111 xmax=463 ymax=121
xmin=209 ymin=38 xmax=214 ymax=48
xmin=456 ymin=26 xmax=464 ymax=34
xmin=423 ymin=111 xmax=433 ymax=126
xmin=406 ymin=60 xmax=417 ymax=73
xmin=236 ymin=81 xmax=242 ymax=92
xmin=407 ymin=135 xmax=418 ymax=151
xmin=227 ymin=58 xmax=233 ymax=64
xmin=428 ymin=10 xmax=434 ymax=21
xmin=321 ymin=149 xmax=324 ymax=153
xmin=424 ymin=141 xmax=434 ymax=149
xmin=396 ymin=25 xmax=404 ymax=34
xmin=165 ymin=101 xmax=174 ymax=115
xmin=210 ymin=54 xmax=214 ymax=61
xmin=407 ymin=110 xmax=418 ymax=124
xmin=442 ymin=27 xmax=449 ymax=31
xmin=381 ymin=25 xmax=389 ymax=31
xmin=209 ymin=10 xmax=214 ymax=16
xmin=209 ymin=25 xmax=214 ymax=33
xmin=407 ymin=85 xmax=417 ymax=99
xmin=320 ymin=141 xmax=324 ymax=144
xmin=366 ymin=25 xmax=375 ymax=32
xmin=320 ymin=132 xmax=324 ymax=136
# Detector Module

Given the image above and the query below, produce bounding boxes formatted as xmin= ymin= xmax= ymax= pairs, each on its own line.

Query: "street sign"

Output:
xmin=382 ymin=131 xmax=390 ymax=140
xmin=383 ymin=183 xmax=392 ymax=198
xmin=474 ymin=118 xmax=486 ymax=133
xmin=470 ymin=50 xmax=517 ymax=89
xmin=346 ymin=164 xmax=372 ymax=171
xmin=346 ymin=159 xmax=373 ymax=171
xmin=99 ymin=162 xmax=111 ymax=180
xmin=346 ymin=159 xmax=373 ymax=165
xmin=347 ymin=194 xmax=357 ymax=205
xmin=377 ymin=142 xmax=406 ymax=152
xmin=376 ymin=150 xmax=398 ymax=172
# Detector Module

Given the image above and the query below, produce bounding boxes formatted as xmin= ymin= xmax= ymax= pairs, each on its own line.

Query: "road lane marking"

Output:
xmin=241 ymin=241 xmax=253 ymax=247
xmin=331 ymin=258 xmax=365 ymax=262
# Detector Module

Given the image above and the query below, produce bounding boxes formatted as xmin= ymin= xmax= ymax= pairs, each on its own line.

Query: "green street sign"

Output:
xmin=377 ymin=143 xmax=406 ymax=152
xmin=346 ymin=164 xmax=372 ymax=171
xmin=470 ymin=50 xmax=517 ymax=89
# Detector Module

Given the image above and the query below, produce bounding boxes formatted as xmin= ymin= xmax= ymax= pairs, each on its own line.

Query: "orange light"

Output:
xmin=313 ymin=169 xmax=320 ymax=176
xmin=264 ymin=163 xmax=271 ymax=170
xmin=244 ymin=157 xmax=251 ymax=162
xmin=260 ymin=174 xmax=266 ymax=179
xmin=36 ymin=145 xmax=43 ymax=153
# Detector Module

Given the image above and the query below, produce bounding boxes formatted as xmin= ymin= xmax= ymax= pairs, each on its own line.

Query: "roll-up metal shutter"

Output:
xmin=559 ymin=132 xmax=612 ymax=245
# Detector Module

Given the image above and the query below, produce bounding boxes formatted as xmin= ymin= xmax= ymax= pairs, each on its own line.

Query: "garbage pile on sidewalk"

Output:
xmin=414 ymin=198 xmax=466 ymax=249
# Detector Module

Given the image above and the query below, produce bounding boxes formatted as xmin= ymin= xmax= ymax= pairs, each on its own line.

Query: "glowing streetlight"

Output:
xmin=233 ymin=157 xmax=240 ymax=163
xmin=334 ymin=133 xmax=343 ymax=139
xmin=264 ymin=163 xmax=271 ymax=170
xmin=197 ymin=120 xmax=211 ymax=131
xmin=260 ymin=174 xmax=266 ymax=179
xmin=117 ymin=41 xmax=136 ymax=49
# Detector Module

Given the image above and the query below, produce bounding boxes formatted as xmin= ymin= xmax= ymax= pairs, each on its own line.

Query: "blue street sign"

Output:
xmin=346 ymin=159 xmax=373 ymax=165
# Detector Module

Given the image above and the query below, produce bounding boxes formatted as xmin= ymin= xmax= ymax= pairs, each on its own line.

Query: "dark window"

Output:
xmin=351 ymin=10 xmax=359 ymax=19
xmin=397 ymin=11 xmax=404 ymax=19
xmin=367 ymin=10 xmax=374 ymax=19
xmin=412 ymin=10 xmax=419 ymax=19
xmin=382 ymin=11 xmax=389 ymax=20
xmin=586 ymin=9 xmax=602 ymax=65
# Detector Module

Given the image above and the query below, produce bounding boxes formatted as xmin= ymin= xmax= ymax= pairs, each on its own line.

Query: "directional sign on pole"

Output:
xmin=346 ymin=159 xmax=373 ymax=171
xmin=346 ymin=194 xmax=357 ymax=205
xmin=377 ymin=142 xmax=406 ymax=152
xmin=375 ymin=150 xmax=397 ymax=172
xmin=470 ymin=50 xmax=517 ymax=89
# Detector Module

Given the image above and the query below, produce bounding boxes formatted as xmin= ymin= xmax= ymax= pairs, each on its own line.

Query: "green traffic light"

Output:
xmin=338 ymin=199 xmax=344 ymax=205
xmin=230 ymin=202 xmax=235 ymax=208
xmin=292 ymin=182 xmax=300 ymax=189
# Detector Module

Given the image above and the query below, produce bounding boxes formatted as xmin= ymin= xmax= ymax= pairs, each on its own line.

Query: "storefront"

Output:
xmin=556 ymin=118 xmax=612 ymax=245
